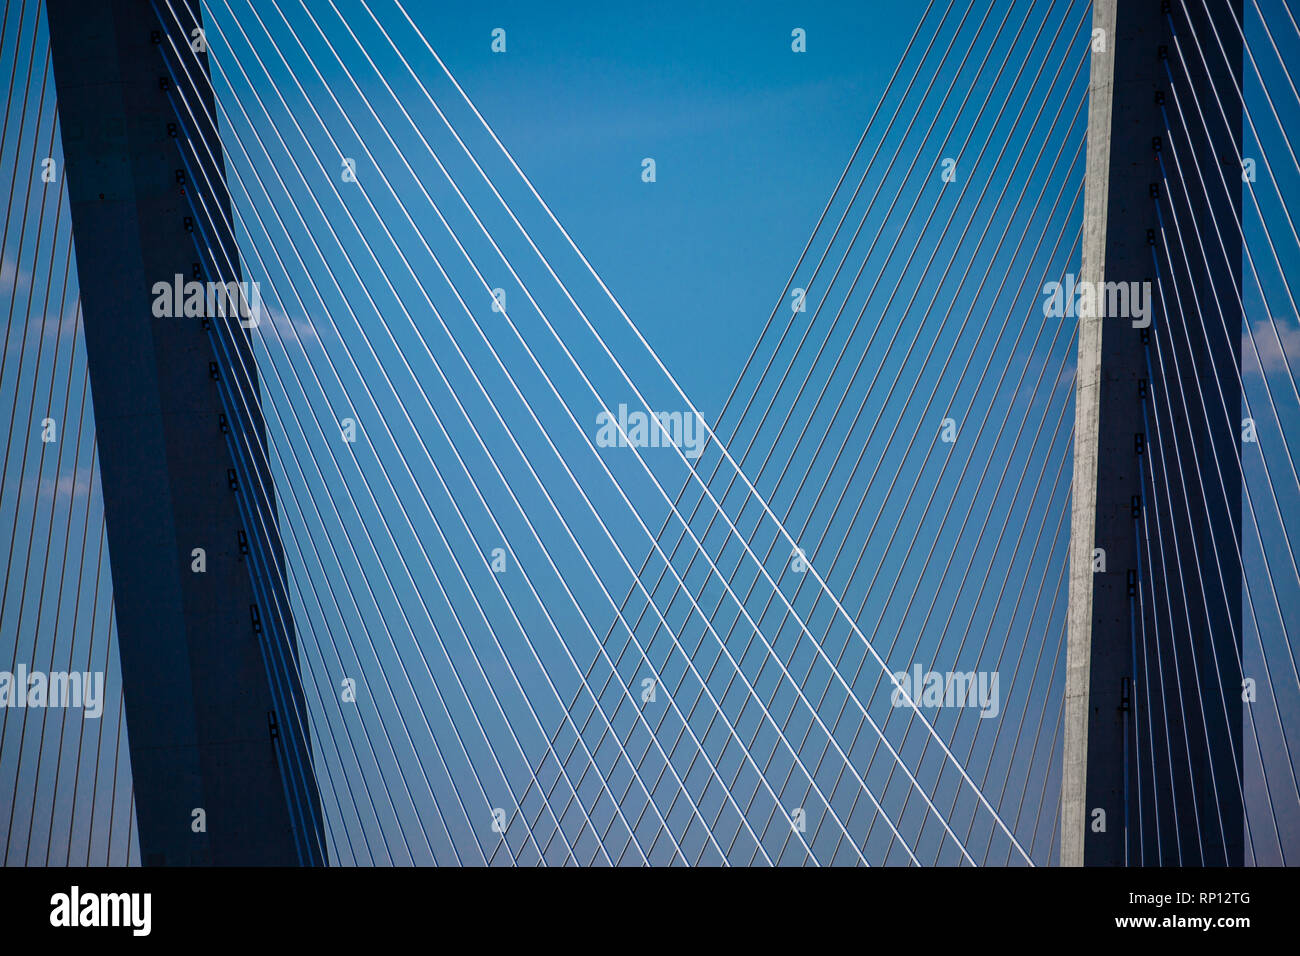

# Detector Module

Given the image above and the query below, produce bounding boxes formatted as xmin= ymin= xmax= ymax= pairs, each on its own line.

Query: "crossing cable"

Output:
xmin=217 ymin=0 xmax=874 ymax=865
xmin=857 ymin=424 xmax=1072 ymax=865
xmin=675 ymin=35 xmax=1089 ymax=864
xmin=161 ymin=42 xmax=471 ymax=869
xmin=157 ymin=31 xmax=586 ymax=870
xmin=746 ymin=308 xmax=1078 ymax=862
xmin=299 ymin=0 xmax=945 ymax=867
xmin=609 ymin=0 xmax=1078 ymax=718
xmin=585 ymin=0 xmax=979 ymax=648
xmin=726 ymin=163 xmax=1086 ymax=861
xmin=217 ymin=5 xmax=738 ymax=868
xmin=208 ymin=0 xmax=712 ymax=868
xmin=304 ymin=4 xmax=928 ymax=864
xmin=366 ymin=16 xmax=993 ymax=868
xmin=915 ymin=313 xmax=1081 ymax=860
xmin=288 ymin=0 xmax=868 ymax=858
xmin=791 ymin=306 xmax=1081 ymax=865
xmin=618 ymin=0 xmax=1031 ymax=638
xmin=271 ymin=0 xmax=832 ymax=858
xmin=586 ymin=0 xmax=1046 ymax=780
xmin=994 ymin=567 xmax=1071 ymax=864
xmin=366 ymin=0 xmax=1027 ymax=863
xmin=179 ymin=0 xmax=696 ymax=864
xmin=628 ymin=76 xmax=1088 ymax=864
xmin=361 ymin=0 xmax=987 ymax=858
xmin=962 ymin=510 xmax=1072 ymax=864
xmin=534 ymin=0 xmax=1086 ymax=864
xmin=160 ymin=50 xmax=558 ymax=869
xmin=397 ymin=2 xmax=1038 ymax=861
xmin=546 ymin=4 xmax=1088 ymax=863
xmin=657 ymin=98 xmax=1086 ymax=865
xmin=524 ymin=0 xmax=1031 ymax=855
xmin=925 ymin=387 xmax=1076 ymax=864
xmin=571 ymin=0 xmax=965 ymax=680
xmin=157 ymin=11 xmax=546 ymax=865
xmin=1007 ymin=616 xmax=1068 ymax=863
xmin=850 ymin=424 xmax=1073 ymax=863
xmin=798 ymin=298 xmax=1080 ymax=857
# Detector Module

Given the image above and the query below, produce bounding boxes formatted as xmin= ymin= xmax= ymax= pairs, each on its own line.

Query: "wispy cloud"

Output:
xmin=52 ymin=464 xmax=96 ymax=501
xmin=263 ymin=303 xmax=320 ymax=349
xmin=1 ymin=254 xmax=32 ymax=292
xmin=34 ymin=305 xmax=81 ymax=341
xmin=25 ymin=462 xmax=97 ymax=504
xmin=1244 ymin=317 xmax=1300 ymax=378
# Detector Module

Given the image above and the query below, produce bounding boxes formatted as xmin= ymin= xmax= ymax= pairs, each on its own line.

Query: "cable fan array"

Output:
xmin=1 ymin=0 xmax=1297 ymax=867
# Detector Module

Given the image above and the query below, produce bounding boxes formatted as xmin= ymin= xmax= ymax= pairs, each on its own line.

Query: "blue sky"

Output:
xmin=193 ymin=0 xmax=1086 ymax=864
xmin=1 ymin=0 xmax=1298 ymax=866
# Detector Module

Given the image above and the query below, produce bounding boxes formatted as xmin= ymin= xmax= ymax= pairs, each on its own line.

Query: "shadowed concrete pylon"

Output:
xmin=44 ymin=0 xmax=323 ymax=864
xmin=1064 ymin=0 xmax=1243 ymax=866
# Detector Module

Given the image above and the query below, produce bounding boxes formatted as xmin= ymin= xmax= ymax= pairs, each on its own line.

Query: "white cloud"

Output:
xmin=1 ymin=255 xmax=32 ymax=291
xmin=263 ymin=303 xmax=320 ymax=348
xmin=1244 ymin=317 xmax=1300 ymax=378
xmin=53 ymin=464 xmax=95 ymax=501
xmin=28 ymin=462 xmax=97 ymax=504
